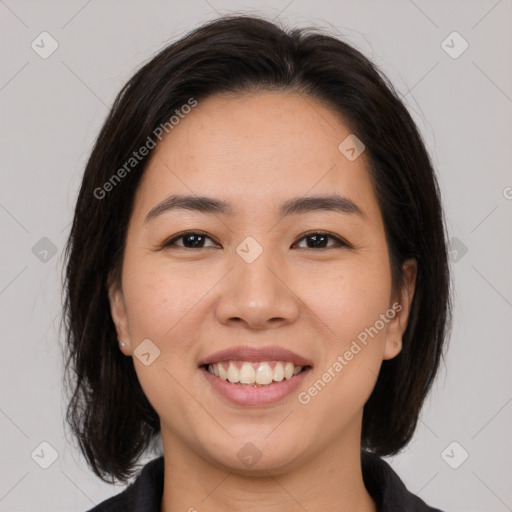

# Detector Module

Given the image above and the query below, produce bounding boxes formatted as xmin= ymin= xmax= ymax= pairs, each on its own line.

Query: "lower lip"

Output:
xmin=200 ymin=366 xmax=311 ymax=406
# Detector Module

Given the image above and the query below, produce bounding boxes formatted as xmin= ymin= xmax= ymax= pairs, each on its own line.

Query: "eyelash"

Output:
xmin=161 ymin=230 xmax=351 ymax=250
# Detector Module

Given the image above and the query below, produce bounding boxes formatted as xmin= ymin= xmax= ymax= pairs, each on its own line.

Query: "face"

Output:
xmin=109 ymin=91 xmax=416 ymax=475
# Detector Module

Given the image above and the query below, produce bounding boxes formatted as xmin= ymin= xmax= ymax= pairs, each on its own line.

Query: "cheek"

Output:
xmin=121 ymin=260 xmax=210 ymax=426
xmin=305 ymin=257 xmax=393 ymax=346
xmin=122 ymin=258 xmax=210 ymax=346
xmin=297 ymin=274 xmax=390 ymax=428
xmin=300 ymin=254 xmax=392 ymax=404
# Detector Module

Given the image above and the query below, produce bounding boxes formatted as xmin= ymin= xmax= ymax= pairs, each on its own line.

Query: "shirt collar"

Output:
xmin=88 ymin=451 xmax=443 ymax=512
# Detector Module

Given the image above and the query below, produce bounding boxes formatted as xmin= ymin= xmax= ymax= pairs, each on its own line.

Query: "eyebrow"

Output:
xmin=144 ymin=193 xmax=365 ymax=224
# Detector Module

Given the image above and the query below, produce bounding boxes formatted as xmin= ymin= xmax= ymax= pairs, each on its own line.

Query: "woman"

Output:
xmin=63 ymin=14 xmax=450 ymax=512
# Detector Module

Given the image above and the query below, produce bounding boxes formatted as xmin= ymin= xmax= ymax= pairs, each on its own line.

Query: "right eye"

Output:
xmin=161 ymin=231 xmax=220 ymax=249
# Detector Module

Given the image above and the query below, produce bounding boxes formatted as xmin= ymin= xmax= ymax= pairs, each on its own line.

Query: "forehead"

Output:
xmin=132 ymin=91 xmax=380 ymax=223
xmin=153 ymin=91 xmax=356 ymax=172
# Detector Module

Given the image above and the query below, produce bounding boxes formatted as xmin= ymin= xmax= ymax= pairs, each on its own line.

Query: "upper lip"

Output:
xmin=198 ymin=346 xmax=313 ymax=367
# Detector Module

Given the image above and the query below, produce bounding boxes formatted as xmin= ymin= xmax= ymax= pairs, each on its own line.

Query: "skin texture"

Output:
xmin=109 ymin=91 xmax=416 ymax=512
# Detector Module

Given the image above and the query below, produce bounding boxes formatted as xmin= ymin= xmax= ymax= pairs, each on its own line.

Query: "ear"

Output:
xmin=383 ymin=259 xmax=417 ymax=360
xmin=107 ymin=273 xmax=132 ymax=355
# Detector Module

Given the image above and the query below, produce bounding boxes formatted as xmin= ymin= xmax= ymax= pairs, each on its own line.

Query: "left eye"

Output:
xmin=292 ymin=232 xmax=347 ymax=249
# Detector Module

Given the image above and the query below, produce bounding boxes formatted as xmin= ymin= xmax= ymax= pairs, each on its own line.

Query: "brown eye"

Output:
xmin=293 ymin=232 xmax=348 ymax=249
xmin=163 ymin=231 xmax=219 ymax=249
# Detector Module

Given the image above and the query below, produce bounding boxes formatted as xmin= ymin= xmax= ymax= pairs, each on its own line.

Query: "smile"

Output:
xmin=206 ymin=360 xmax=305 ymax=386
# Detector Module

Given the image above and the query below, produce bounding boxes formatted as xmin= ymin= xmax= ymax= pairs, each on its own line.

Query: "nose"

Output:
xmin=215 ymin=246 xmax=300 ymax=330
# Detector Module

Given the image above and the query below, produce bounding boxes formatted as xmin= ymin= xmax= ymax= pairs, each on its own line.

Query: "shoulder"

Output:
xmin=85 ymin=456 xmax=164 ymax=512
xmin=361 ymin=451 xmax=445 ymax=512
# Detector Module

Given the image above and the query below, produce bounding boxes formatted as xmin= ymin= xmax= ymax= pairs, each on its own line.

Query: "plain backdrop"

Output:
xmin=1 ymin=1 xmax=511 ymax=511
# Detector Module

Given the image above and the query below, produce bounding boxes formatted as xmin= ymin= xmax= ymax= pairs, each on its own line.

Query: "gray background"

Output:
xmin=1 ymin=1 xmax=511 ymax=511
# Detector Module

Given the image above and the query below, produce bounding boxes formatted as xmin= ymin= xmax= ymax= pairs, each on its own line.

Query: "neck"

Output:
xmin=160 ymin=422 xmax=376 ymax=512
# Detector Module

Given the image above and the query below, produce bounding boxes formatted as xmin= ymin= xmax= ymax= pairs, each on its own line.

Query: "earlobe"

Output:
xmin=383 ymin=259 xmax=417 ymax=361
xmin=383 ymin=337 xmax=402 ymax=360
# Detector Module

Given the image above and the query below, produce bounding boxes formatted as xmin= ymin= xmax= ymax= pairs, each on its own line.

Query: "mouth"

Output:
xmin=201 ymin=360 xmax=310 ymax=386
xmin=198 ymin=346 xmax=313 ymax=405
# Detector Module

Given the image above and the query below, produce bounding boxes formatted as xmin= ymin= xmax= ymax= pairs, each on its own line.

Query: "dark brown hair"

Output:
xmin=62 ymin=14 xmax=451 ymax=483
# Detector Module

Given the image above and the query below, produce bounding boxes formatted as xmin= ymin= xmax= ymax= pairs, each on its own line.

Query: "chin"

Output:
xmin=202 ymin=432 xmax=308 ymax=475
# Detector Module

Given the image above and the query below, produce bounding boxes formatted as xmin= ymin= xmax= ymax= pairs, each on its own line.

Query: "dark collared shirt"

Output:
xmin=87 ymin=451 xmax=444 ymax=511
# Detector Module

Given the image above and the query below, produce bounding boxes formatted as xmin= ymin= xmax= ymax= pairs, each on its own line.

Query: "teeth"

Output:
xmin=227 ymin=363 xmax=239 ymax=383
xmin=218 ymin=363 xmax=228 ymax=380
xmin=239 ymin=362 xmax=255 ymax=384
xmin=256 ymin=362 xmax=273 ymax=385
xmin=273 ymin=362 xmax=284 ymax=381
xmin=207 ymin=361 xmax=305 ymax=386
xmin=284 ymin=362 xmax=294 ymax=379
